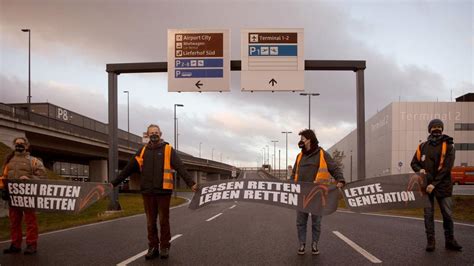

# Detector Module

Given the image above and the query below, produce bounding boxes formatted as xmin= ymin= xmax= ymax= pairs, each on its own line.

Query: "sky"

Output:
xmin=0 ymin=0 xmax=472 ymax=168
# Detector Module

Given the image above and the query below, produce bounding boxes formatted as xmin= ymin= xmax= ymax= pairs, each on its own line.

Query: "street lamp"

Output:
xmin=271 ymin=140 xmax=278 ymax=175
xmin=299 ymin=92 xmax=320 ymax=130
xmin=173 ymin=104 xmax=183 ymax=199
xmin=281 ymin=131 xmax=292 ymax=179
xmin=123 ymin=90 xmax=130 ymax=146
xmin=21 ymin=29 xmax=31 ymax=115
xmin=199 ymin=142 xmax=202 ymax=158
xmin=174 ymin=104 xmax=184 ymax=150
xmin=265 ymin=145 xmax=269 ymax=166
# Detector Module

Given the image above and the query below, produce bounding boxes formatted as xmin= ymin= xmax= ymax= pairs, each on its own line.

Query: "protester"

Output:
xmin=291 ymin=129 xmax=345 ymax=255
xmin=112 ymin=124 xmax=197 ymax=260
xmin=411 ymin=119 xmax=462 ymax=252
xmin=2 ymin=137 xmax=46 ymax=255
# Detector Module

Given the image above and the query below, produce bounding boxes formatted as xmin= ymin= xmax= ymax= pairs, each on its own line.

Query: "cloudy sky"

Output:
xmin=1 ymin=0 xmax=472 ymax=168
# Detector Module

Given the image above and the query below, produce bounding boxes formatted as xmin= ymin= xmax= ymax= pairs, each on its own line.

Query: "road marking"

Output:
xmin=0 ymin=198 xmax=191 ymax=245
xmin=333 ymin=231 xmax=382 ymax=264
xmin=336 ymin=210 xmax=474 ymax=228
xmin=229 ymin=204 xmax=237 ymax=209
xmin=116 ymin=234 xmax=183 ymax=266
xmin=206 ymin=213 xmax=223 ymax=221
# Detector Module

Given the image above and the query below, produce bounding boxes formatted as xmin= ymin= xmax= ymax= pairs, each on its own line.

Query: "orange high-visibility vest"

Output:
xmin=294 ymin=149 xmax=331 ymax=184
xmin=416 ymin=141 xmax=447 ymax=171
xmin=0 ymin=166 xmax=6 ymax=189
xmin=135 ymin=144 xmax=175 ymax=190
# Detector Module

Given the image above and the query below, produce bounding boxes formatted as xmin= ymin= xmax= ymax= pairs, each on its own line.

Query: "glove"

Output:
xmin=426 ymin=184 xmax=435 ymax=194
xmin=1 ymin=189 xmax=9 ymax=201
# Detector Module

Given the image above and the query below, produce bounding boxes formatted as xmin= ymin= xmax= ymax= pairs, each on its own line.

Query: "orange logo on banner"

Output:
xmin=303 ymin=184 xmax=329 ymax=209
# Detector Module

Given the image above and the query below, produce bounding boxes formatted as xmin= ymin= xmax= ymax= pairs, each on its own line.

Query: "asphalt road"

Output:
xmin=453 ymin=185 xmax=474 ymax=196
xmin=1 ymin=184 xmax=473 ymax=265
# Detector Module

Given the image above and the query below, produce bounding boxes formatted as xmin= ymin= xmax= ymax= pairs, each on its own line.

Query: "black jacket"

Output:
xmin=112 ymin=141 xmax=195 ymax=194
xmin=410 ymin=134 xmax=455 ymax=197
xmin=291 ymin=147 xmax=345 ymax=183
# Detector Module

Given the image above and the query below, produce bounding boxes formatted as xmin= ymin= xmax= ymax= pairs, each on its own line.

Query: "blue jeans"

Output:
xmin=296 ymin=211 xmax=322 ymax=244
xmin=424 ymin=194 xmax=454 ymax=238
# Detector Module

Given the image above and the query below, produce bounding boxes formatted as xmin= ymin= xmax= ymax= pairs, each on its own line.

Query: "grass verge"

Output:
xmin=0 ymin=193 xmax=186 ymax=241
xmin=338 ymin=195 xmax=474 ymax=223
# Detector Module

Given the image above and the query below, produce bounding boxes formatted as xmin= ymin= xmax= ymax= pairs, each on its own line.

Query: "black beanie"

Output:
xmin=428 ymin=119 xmax=444 ymax=133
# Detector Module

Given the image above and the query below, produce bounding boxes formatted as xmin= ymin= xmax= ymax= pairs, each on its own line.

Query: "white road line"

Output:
xmin=333 ymin=231 xmax=382 ymax=264
xmin=206 ymin=213 xmax=223 ymax=221
xmin=116 ymin=234 xmax=182 ymax=266
xmin=336 ymin=210 xmax=474 ymax=228
xmin=229 ymin=204 xmax=237 ymax=209
xmin=0 ymin=198 xmax=190 ymax=245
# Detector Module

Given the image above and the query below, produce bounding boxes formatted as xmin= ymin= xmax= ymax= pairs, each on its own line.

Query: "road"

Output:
xmin=453 ymin=184 xmax=474 ymax=196
xmin=1 ymin=176 xmax=473 ymax=265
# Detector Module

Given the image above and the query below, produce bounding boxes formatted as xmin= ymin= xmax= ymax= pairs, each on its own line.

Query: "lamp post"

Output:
xmin=173 ymin=104 xmax=183 ymax=198
xmin=199 ymin=142 xmax=202 ymax=158
xmin=123 ymin=90 xmax=130 ymax=146
xmin=271 ymin=140 xmax=278 ymax=175
xmin=299 ymin=93 xmax=320 ymax=130
xmin=265 ymin=145 xmax=269 ymax=166
xmin=21 ymin=29 xmax=31 ymax=116
xmin=174 ymin=104 xmax=184 ymax=150
xmin=212 ymin=148 xmax=215 ymax=160
xmin=281 ymin=131 xmax=292 ymax=179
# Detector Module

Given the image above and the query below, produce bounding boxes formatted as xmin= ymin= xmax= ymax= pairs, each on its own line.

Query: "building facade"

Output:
xmin=328 ymin=99 xmax=474 ymax=181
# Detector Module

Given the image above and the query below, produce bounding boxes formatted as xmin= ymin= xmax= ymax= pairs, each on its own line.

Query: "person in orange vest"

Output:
xmin=410 ymin=119 xmax=462 ymax=252
xmin=112 ymin=124 xmax=197 ymax=260
xmin=291 ymin=129 xmax=345 ymax=255
xmin=2 ymin=137 xmax=46 ymax=255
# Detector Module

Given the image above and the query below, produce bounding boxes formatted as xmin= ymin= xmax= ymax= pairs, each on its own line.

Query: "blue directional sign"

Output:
xmin=175 ymin=59 xmax=224 ymax=68
xmin=248 ymin=45 xmax=297 ymax=56
xmin=175 ymin=69 xmax=223 ymax=78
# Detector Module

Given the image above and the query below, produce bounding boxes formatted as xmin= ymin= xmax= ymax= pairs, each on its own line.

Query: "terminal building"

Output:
xmin=328 ymin=93 xmax=474 ymax=181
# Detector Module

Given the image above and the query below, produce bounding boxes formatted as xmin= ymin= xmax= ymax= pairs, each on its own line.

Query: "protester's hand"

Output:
xmin=19 ymin=176 xmax=29 ymax=180
xmin=192 ymin=184 xmax=198 ymax=192
xmin=426 ymin=184 xmax=435 ymax=194
xmin=336 ymin=182 xmax=345 ymax=188
xmin=419 ymin=169 xmax=426 ymax=175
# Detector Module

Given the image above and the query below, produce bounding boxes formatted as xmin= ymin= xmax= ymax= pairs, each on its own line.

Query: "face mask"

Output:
xmin=149 ymin=134 xmax=160 ymax=143
xmin=298 ymin=140 xmax=305 ymax=149
xmin=15 ymin=144 xmax=26 ymax=153
xmin=431 ymin=129 xmax=442 ymax=136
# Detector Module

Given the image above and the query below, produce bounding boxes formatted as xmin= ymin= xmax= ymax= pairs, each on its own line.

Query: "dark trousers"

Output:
xmin=424 ymin=194 xmax=454 ymax=239
xmin=142 ymin=194 xmax=171 ymax=249
xmin=9 ymin=207 xmax=38 ymax=248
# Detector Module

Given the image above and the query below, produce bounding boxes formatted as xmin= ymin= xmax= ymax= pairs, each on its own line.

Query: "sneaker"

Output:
xmin=144 ymin=247 xmax=159 ymax=260
xmin=24 ymin=245 xmax=37 ymax=255
xmin=297 ymin=243 xmax=305 ymax=255
xmin=311 ymin=242 xmax=320 ymax=255
xmin=3 ymin=245 xmax=21 ymax=254
xmin=160 ymin=248 xmax=170 ymax=259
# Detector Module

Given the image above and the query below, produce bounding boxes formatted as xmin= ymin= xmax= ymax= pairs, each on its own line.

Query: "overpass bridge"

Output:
xmin=0 ymin=102 xmax=238 ymax=187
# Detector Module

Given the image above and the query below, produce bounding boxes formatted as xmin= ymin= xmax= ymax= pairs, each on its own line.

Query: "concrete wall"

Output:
xmin=329 ymin=101 xmax=474 ymax=181
xmin=0 ymin=127 xmax=25 ymax=149
xmin=89 ymin=160 xmax=107 ymax=183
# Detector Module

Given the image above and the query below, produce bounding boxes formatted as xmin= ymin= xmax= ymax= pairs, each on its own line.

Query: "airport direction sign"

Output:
xmin=241 ymin=29 xmax=304 ymax=91
xmin=168 ymin=29 xmax=230 ymax=92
